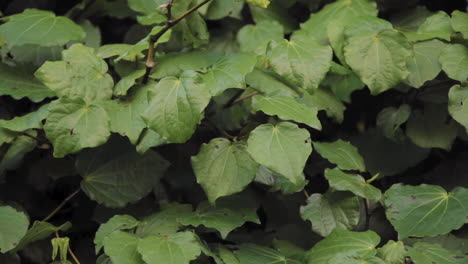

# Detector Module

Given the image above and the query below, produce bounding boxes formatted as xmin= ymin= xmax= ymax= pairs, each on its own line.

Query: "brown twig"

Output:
xmin=303 ymin=190 xmax=310 ymax=199
xmin=227 ymin=91 xmax=260 ymax=107
xmin=143 ymin=0 xmax=213 ymax=83
xmin=42 ymin=188 xmax=81 ymax=222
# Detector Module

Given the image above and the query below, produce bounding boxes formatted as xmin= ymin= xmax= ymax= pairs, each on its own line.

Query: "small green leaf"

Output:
xmin=135 ymin=129 xmax=167 ymax=154
xmin=247 ymin=122 xmax=312 ymax=184
xmin=237 ymin=21 xmax=284 ymax=55
xmin=0 ymin=206 xmax=29 ymax=253
xmin=192 ymin=138 xmax=258 ymax=204
xmin=0 ymin=63 xmax=55 ymax=102
xmin=35 ymin=44 xmax=114 ymax=103
xmin=376 ymin=104 xmax=411 ymax=140
xmin=0 ymin=9 xmax=85 ymax=49
xmin=439 ymin=44 xmax=468 ymax=82
xmin=448 ymin=84 xmax=468 ymax=131
xmin=255 ymin=165 xmax=308 ymax=194
xmin=313 ymin=140 xmax=366 ymax=172
xmin=202 ymin=53 xmax=257 ymax=96
xmin=325 ymin=168 xmax=382 ymax=201
xmin=344 ymin=29 xmax=412 ymax=95
xmin=235 ymin=244 xmax=302 ymax=264
xmin=137 ymin=231 xmax=202 ymax=264
xmin=136 ymin=204 xmax=192 ymax=237
xmin=13 ymin=221 xmax=70 ymax=252
xmin=300 ymin=191 xmax=360 ymax=237
xmin=113 ymin=69 xmax=145 ymax=97
xmin=77 ymin=140 xmax=170 ymax=208
xmin=252 ymin=94 xmax=321 ymax=130
xmin=321 ymin=67 xmax=365 ymax=103
xmin=306 ymin=229 xmax=380 ymax=264
xmin=103 ymin=231 xmax=144 ymax=264
xmin=0 ymin=132 xmax=37 ymax=176
xmin=407 ymin=242 xmax=467 ymax=264
xmin=406 ymin=11 xmax=453 ymax=41
xmin=451 ymin=10 xmax=468 ymax=39
xmin=405 ymin=39 xmax=446 ymax=88
xmin=376 ymin=240 xmax=405 ymax=264
xmin=44 ymin=97 xmax=111 ymax=158
xmin=95 ymin=215 xmax=139 ymax=253
xmin=267 ymin=33 xmax=332 ymax=91
xmin=246 ymin=0 xmax=270 ymax=8
xmin=179 ymin=196 xmax=259 ymax=239
xmin=142 ymin=71 xmax=211 ymax=143
xmin=0 ymin=104 xmax=49 ymax=132
xmin=382 ymin=184 xmax=468 ymax=239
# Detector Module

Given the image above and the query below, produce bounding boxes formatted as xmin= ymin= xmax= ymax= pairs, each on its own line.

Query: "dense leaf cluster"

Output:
xmin=0 ymin=0 xmax=467 ymax=263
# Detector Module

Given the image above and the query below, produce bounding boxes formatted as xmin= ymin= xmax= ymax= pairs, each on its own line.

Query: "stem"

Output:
xmin=366 ymin=173 xmax=380 ymax=184
xmin=166 ymin=0 xmax=174 ymax=20
xmin=19 ymin=131 xmax=42 ymax=142
xmin=143 ymin=0 xmax=213 ymax=83
xmin=55 ymin=232 xmax=81 ymax=264
xmin=303 ymin=190 xmax=310 ymax=199
xmin=362 ymin=198 xmax=370 ymax=231
xmin=42 ymin=188 xmax=81 ymax=222
xmin=225 ymin=91 xmax=260 ymax=108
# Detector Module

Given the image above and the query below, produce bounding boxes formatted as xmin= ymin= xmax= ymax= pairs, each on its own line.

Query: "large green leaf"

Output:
xmin=136 ymin=204 xmax=192 ymax=237
xmin=406 ymin=105 xmax=457 ymax=150
xmin=246 ymin=122 xmax=312 ymax=184
xmin=237 ymin=21 xmax=284 ymax=55
xmin=267 ymin=33 xmax=332 ymax=91
xmin=448 ymin=84 xmax=468 ymax=131
xmin=299 ymin=0 xmax=377 ymax=44
xmin=235 ymin=244 xmax=302 ymax=264
xmin=407 ymin=242 xmax=467 ymax=264
xmin=451 ymin=10 xmax=468 ymax=39
xmin=44 ymin=97 xmax=111 ymax=157
xmin=202 ymin=53 xmax=257 ymax=96
xmin=103 ymin=231 xmax=144 ymax=264
xmin=178 ymin=196 xmax=260 ymax=238
xmin=245 ymin=69 xmax=297 ymax=97
xmin=248 ymin=1 xmax=297 ymax=33
xmin=94 ymin=215 xmax=139 ymax=253
xmin=405 ymin=11 xmax=453 ymax=42
xmin=0 ymin=63 xmax=55 ymax=102
xmin=0 ymin=9 xmax=85 ymax=49
xmin=382 ymin=184 xmax=468 ymax=239
xmin=142 ymin=71 xmax=211 ymax=143
xmin=376 ymin=240 xmax=405 ymax=264
xmin=0 ymin=206 xmax=29 ymax=253
xmin=300 ymin=191 xmax=360 ymax=237
xmin=306 ymin=229 xmax=380 ymax=264
xmin=313 ymin=140 xmax=366 ymax=172
xmin=376 ymin=104 xmax=411 ymax=140
xmin=137 ymin=231 xmax=202 ymax=264
xmin=77 ymin=140 xmax=170 ymax=207
xmin=252 ymin=94 xmax=321 ymax=130
xmin=324 ymin=168 xmax=381 ymax=201
xmin=344 ymin=29 xmax=412 ymax=95
xmin=191 ymin=138 xmax=258 ymax=204
xmin=205 ymin=0 xmax=244 ymax=20
xmin=405 ymin=39 xmax=446 ymax=88
xmin=439 ymin=44 xmax=468 ymax=82
xmin=12 ymin=221 xmax=70 ymax=252
xmin=0 ymin=104 xmax=49 ymax=132
xmin=35 ymin=44 xmax=114 ymax=103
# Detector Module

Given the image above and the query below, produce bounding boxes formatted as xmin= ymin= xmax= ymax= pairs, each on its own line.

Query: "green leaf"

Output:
xmin=306 ymin=229 xmax=380 ymax=264
xmin=267 ymin=33 xmax=332 ymax=91
xmin=35 ymin=44 xmax=114 ymax=103
xmin=0 ymin=63 xmax=55 ymax=102
xmin=382 ymin=184 xmax=468 ymax=239
xmin=150 ymin=51 xmax=223 ymax=79
xmin=51 ymin=237 xmax=69 ymax=262
xmin=321 ymin=67 xmax=365 ymax=103
xmin=235 ymin=244 xmax=302 ymax=264
xmin=77 ymin=140 xmax=170 ymax=207
xmin=0 ymin=132 xmax=37 ymax=175
xmin=448 ymin=84 xmax=468 ymax=131
xmin=451 ymin=10 xmax=468 ymax=39
xmin=252 ymin=94 xmax=321 ymax=130
xmin=245 ymin=69 xmax=297 ymax=97
xmin=8 ymin=44 xmax=62 ymax=67
xmin=43 ymin=97 xmax=111 ymax=158
xmin=344 ymin=29 xmax=412 ymax=95
xmin=142 ymin=71 xmax=211 ymax=143
xmin=0 ymin=206 xmax=29 ymax=253
xmin=313 ymin=140 xmax=366 ymax=172
xmin=246 ymin=122 xmax=312 ymax=184
xmin=12 ymin=221 xmax=70 ymax=252
xmin=237 ymin=21 xmax=284 ymax=55
xmin=248 ymin=1 xmax=297 ymax=33
xmin=0 ymin=104 xmax=49 ymax=132
xmin=407 ymin=242 xmax=467 ymax=264
xmin=103 ymin=231 xmax=144 ymax=264
xmin=202 ymin=53 xmax=257 ymax=96
xmin=246 ymin=0 xmax=270 ymax=8
xmin=255 ymin=165 xmax=308 ymax=194
xmin=376 ymin=240 xmax=405 ymax=264
xmin=136 ymin=204 xmax=192 ymax=237
xmin=95 ymin=215 xmax=139 ymax=253
xmin=205 ymin=0 xmax=244 ymax=20
xmin=405 ymin=11 xmax=453 ymax=41
xmin=97 ymin=44 xmax=144 ymax=61
xmin=137 ymin=231 xmax=202 ymax=264
xmin=170 ymin=0 xmax=209 ymax=48
xmin=192 ymin=138 xmax=259 ymax=204
xmin=376 ymin=104 xmax=411 ymax=140
xmin=299 ymin=0 xmax=377 ymax=44
xmin=127 ymin=0 xmax=161 ymax=14
xmin=135 ymin=129 xmax=167 ymax=154
xmin=439 ymin=44 xmax=468 ymax=82
xmin=113 ymin=69 xmax=145 ymax=97
xmin=327 ymin=254 xmax=386 ymax=264
xmin=324 ymin=168 xmax=382 ymax=201
xmin=0 ymin=9 xmax=85 ymax=49
xmin=405 ymin=39 xmax=446 ymax=88
xmin=406 ymin=105 xmax=457 ymax=150
xmin=300 ymin=191 xmax=360 ymax=237
xmin=179 ymin=196 xmax=259 ymax=239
